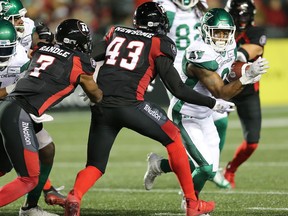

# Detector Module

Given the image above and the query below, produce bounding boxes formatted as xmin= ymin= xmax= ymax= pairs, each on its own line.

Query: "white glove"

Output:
xmin=246 ymin=57 xmax=269 ymax=77
xmin=79 ymin=91 xmax=95 ymax=106
xmin=147 ymin=80 xmax=156 ymax=92
xmin=6 ymin=83 xmax=16 ymax=94
xmin=30 ymin=113 xmax=54 ymax=123
xmin=239 ymin=74 xmax=262 ymax=85
xmin=212 ymin=98 xmax=235 ymax=114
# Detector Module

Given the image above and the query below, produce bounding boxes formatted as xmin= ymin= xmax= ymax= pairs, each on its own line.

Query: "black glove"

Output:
xmin=35 ymin=22 xmax=54 ymax=43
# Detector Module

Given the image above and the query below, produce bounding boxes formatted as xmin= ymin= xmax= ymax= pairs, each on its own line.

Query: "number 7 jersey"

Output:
xmin=10 ymin=43 xmax=96 ymax=116
xmin=96 ymin=26 xmax=177 ymax=106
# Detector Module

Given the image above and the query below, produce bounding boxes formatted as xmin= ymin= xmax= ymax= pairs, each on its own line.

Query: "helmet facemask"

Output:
xmin=172 ymin=0 xmax=199 ymax=10
xmin=0 ymin=20 xmax=17 ymax=68
xmin=225 ymin=0 xmax=256 ymax=32
xmin=1 ymin=0 xmax=27 ymax=38
xmin=202 ymin=24 xmax=235 ymax=52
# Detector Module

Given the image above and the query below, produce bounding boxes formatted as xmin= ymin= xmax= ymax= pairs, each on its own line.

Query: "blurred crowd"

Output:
xmin=22 ymin=0 xmax=288 ymax=38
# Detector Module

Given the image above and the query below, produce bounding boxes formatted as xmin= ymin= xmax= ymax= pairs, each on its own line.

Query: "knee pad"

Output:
xmin=195 ymin=165 xmax=216 ymax=180
xmin=36 ymin=128 xmax=53 ymax=149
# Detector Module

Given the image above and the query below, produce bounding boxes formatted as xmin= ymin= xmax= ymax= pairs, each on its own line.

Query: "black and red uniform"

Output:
xmin=231 ymin=26 xmax=267 ymax=143
xmin=88 ymin=26 xmax=216 ymax=173
xmin=0 ymin=42 xmax=95 ymax=206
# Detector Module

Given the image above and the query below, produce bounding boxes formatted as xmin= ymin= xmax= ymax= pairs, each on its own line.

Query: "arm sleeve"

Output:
xmin=156 ymin=56 xmax=216 ymax=108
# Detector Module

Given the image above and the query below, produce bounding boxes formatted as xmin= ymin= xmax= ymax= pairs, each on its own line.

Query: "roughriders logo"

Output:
xmin=144 ymin=104 xmax=161 ymax=121
xmin=22 ymin=121 xmax=31 ymax=145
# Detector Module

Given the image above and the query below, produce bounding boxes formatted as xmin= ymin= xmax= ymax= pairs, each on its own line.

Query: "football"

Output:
xmin=226 ymin=61 xmax=250 ymax=82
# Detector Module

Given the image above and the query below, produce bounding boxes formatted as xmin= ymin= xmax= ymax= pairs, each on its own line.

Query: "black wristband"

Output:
xmin=238 ymin=47 xmax=250 ymax=61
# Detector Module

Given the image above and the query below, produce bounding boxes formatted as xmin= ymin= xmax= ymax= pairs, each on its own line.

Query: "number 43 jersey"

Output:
xmin=10 ymin=43 xmax=95 ymax=116
xmin=96 ymin=26 xmax=177 ymax=106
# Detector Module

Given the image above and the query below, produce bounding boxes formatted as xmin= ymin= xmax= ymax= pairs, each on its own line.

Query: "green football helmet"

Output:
xmin=200 ymin=8 xmax=235 ymax=52
xmin=0 ymin=0 xmax=27 ymax=37
xmin=0 ymin=19 xmax=17 ymax=68
xmin=172 ymin=0 xmax=199 ymax=10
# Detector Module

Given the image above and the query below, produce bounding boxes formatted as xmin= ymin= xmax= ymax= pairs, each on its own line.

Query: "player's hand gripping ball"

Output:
xmin=226 ymin=61 xmax=251 ymax=82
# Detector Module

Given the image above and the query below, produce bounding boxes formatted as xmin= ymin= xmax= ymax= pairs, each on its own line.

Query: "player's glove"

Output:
xmin=147 ymin=80 xmax=156 ymax=92
xmin=35 ymin=22 xmax=54 ymax=43
xmin=79 ymin=91 xmax=95 ymax=106
xmin=30 ymin=113 xmax=54 ymax=123
xmin=239 ymin=73 xmax=262 ymax=85
xmin=246 ymin=57 xmax=269 ymax=77
xmin=212 ymin=98 xmax=235 ymax=114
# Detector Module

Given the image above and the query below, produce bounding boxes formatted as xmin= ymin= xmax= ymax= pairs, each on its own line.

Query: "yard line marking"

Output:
xmin=248 ymin=207 xmax=288 ymax=211
xmin=89 ymin=188 xmax=288 ymax=195
xmin=228 ymin=118 xmax=288 ymax=128
xmin=54 ymin=161 xmax=288 ymax=168
xmin=153 ymin=213 xmax=184 ymax=215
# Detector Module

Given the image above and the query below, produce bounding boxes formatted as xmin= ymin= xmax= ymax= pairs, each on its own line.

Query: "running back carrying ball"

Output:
xmin=226 ymin=61 xmax=251 ymax=82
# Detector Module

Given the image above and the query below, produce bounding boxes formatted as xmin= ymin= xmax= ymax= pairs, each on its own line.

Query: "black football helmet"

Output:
xmin=225 ymin=0 xmax=256 ymax=31
xmin=133 ymin=2 xmax=169 ymax=35
xmin=55 ymin=19 xmax=92 ymax=54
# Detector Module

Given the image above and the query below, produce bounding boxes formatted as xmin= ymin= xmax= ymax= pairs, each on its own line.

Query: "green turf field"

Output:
xmin=1 ymin=105 xmax=288 ymax=216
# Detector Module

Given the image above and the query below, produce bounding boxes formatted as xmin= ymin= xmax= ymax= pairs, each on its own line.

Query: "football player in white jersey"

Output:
xmin=151 ymin=0 xmax=233 ymax=189
xmin=0 ymin=0 xmax=65 ymax=215
xmin=150 ymin=0 xmax=207 ymax=98
xmin=143 ymin=8 xmax=269 ymax=208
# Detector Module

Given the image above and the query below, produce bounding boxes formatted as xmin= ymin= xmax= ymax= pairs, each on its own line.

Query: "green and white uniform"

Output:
xmin=18 ymin=17 xmax=35 ymax=52
xmin=0 ymin=42 xmax=29 ymax=88
xmin=169 ymin=37 xmax=236 ymax=191
xmin=154 ymin=0 xmax=207 ymax=97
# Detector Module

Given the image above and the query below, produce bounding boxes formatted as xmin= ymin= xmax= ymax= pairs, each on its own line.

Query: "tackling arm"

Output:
xmin=238 ymin=44 xmax=263 ymax=62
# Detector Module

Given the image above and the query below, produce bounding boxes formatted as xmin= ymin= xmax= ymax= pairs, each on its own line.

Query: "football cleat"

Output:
xmin=64 ymin=190 xmax=81 ymax=216
xmin=211 ymin=168 xmax=231 ymax=189
xmin=43 ymin=186 xmax=66 ymax=208
xmin=186 ymin=199 xmax=215 ymax=216
xmin=19 ymin=206 xmax=59 ymax=216
xmin=143 ymin=152 xmax=163 ymax=190
xmin=224 ymin=162 xmax=236 ymax=188
xmin=224 ymin=170 xmax=235 ymax=189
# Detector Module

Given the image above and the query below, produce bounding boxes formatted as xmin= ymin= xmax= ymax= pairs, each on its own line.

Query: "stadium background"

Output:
xmin=22 ymin=0 xmax=288 ymax=107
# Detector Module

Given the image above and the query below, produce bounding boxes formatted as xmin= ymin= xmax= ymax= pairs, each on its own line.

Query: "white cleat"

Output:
xmin=19 ymin=206 xmax=59 ymax=216
xmin=211 ymin=168 xmax=231 ymax=189
xmin=143 ymin=152 xmax=163 ymax=190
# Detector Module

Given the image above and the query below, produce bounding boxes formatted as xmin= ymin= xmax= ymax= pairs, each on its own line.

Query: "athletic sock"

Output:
xmin=72 ymin=166 xmax=103 ymax=199
xmin=43 ymin=178 xmax=52 ymax=190
xmin=25 ymin=163 xmax=53 ymax=207
xmin=0 ymin=176 xmax=38 ymax=207
xmin=166 ymin=133 xmax=197 ymax=200
xmin=160 ymin=158 xmax=195 ymax=174
xmin=214 ymin=117 xmax=228 ymax=153
xmin=227 ymin=140 xmax=258 ymax=173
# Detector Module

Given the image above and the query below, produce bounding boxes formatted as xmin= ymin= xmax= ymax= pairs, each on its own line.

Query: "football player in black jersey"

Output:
xmin=0 ymin=19 xmax=102 ymax=208
xmin=223 ymin=0 xmax=268 ymax=189
xmin=64 ymin=2 xmax=238 ymax=216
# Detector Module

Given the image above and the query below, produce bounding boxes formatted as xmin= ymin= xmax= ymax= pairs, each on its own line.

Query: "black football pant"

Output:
xmin=86 ymin=101 xmax=180 ymax=173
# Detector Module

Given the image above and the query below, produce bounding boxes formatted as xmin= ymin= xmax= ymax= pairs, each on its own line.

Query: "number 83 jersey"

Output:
xmin=96 ymin=26 xmax=177 ymax=106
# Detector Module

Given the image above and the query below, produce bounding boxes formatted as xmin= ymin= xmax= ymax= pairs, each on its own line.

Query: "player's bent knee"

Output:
xmin=36 ymin=128 xmax=53 ymax=149
xmin=39 ymin=142 xmax=55 ymax=164
xmin=18 ymin=176 xmax=39 ymax=192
